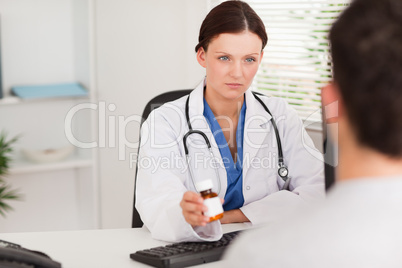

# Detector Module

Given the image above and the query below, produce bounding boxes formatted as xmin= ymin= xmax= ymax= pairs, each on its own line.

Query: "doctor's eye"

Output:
xmin=218 ymin=56 xmax=230 ymax=61
xmin=245 ymin=57 xmax=256 ymax=63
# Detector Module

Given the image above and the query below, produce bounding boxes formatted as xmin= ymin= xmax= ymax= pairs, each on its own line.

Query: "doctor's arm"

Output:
xmin=136 ymin=109 xmax=222 ymax=242
xmin=220 ymin=209 xmax=250 ymax=224
xmin=239 ymin=100 xmax=325 ymax=226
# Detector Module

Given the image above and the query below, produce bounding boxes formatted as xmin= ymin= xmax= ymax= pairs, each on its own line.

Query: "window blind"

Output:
xmin=212 ymin=0 xmax=350 ymax=122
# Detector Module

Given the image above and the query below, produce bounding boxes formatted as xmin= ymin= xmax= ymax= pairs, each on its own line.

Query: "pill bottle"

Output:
xmin=196 ymin=180 xmax=224 ymax=222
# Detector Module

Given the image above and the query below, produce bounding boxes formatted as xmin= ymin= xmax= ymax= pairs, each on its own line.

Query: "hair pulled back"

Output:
xmin=195 ymin=0 xmax=267 ymax=52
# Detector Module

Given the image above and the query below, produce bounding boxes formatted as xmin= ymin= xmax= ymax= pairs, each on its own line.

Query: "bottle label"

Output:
xmin=203 ymin=197 xmax=224 ymax=217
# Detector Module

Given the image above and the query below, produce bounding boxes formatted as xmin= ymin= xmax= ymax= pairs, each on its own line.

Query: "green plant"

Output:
xmin=0 ymin=132 xmax=21 ymax=217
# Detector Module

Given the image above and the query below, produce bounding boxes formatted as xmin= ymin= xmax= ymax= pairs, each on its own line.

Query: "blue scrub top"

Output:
xmin=203 ymin=98 xmax=246 ymax=211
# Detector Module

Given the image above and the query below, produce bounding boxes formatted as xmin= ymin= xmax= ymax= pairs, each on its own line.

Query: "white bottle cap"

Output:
xmin=196 ymin=179 xmax=214 ymax=192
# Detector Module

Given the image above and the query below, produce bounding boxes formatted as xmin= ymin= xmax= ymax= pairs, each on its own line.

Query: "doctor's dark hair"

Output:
xmin=329 ymin=0 xmax=402 ymax=157
xmin=195 ymin=0 xmax=267 ymax=52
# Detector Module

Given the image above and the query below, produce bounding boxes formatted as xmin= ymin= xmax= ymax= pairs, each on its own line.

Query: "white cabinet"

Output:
xmin=0 ymin=0 xmax=99 ymax=232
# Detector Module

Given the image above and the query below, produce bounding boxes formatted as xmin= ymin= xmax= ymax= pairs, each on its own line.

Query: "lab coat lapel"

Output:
xmin=243 ymin=90 xmax=272 ymax=180
xmin=187 ymin=80 xmax=228 ymax=197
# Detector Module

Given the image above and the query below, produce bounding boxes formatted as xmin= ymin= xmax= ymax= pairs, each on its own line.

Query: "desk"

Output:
xmin=0 ymin=223 xmax=249 ymax=268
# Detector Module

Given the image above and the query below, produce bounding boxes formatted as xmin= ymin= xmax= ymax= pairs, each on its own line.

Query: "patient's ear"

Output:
xmin=321 ymin=83 xmax=343 ymax=124
xmin=196 ymin=47 xmax=207 ymax=68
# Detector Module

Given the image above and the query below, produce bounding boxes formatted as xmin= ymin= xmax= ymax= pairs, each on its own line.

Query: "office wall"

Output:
xmin=95 ymin=0 xmax=207 ymax=228
xmin=0 ymin=0 xmax=97 ymax=232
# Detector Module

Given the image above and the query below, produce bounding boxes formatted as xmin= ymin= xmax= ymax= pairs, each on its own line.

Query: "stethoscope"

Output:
xmin=183 ymin=92 xmax=291 ymax=192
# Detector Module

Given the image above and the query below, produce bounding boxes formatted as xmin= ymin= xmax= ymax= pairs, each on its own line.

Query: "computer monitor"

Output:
xmin=322 ymin=104 xmax=338 ymax=191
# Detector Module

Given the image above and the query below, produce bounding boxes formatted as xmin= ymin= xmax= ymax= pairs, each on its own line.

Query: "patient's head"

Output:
xmin=329 ymin=0 xmax=402 ymax=157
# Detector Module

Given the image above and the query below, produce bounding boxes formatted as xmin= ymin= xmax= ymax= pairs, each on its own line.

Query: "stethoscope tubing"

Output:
xmin=183 ymin=92 xmax=290 ymax=191
xmin=183 ymin=129 xmax=222 ymax=194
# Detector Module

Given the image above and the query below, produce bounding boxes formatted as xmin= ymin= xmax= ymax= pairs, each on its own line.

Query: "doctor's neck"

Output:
xmin=204 ymin=88 xmax=244 ymax=118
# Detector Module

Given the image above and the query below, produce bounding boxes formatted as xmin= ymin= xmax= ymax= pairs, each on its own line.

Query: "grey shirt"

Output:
xmin=224 ymin=176 xmax=402 ymax=268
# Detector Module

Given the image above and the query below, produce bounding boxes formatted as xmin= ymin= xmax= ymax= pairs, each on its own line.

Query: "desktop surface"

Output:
xmin=0 ymin=224 xmax=249 ymax=268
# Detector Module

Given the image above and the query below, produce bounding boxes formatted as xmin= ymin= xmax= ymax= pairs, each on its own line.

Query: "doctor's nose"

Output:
xmin=229 ymin=62 xmax=242 ymax=78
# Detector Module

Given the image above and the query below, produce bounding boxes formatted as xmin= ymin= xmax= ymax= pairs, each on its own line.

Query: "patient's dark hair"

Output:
xmin=195 ymin=0 xmax=267 ymax=52
xmin=329 ymin=0 xmax=402 ymax=157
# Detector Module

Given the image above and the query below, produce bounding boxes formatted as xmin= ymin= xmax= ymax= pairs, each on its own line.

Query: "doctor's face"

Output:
xmin=197 ymin=31 xmax=264 ymax=100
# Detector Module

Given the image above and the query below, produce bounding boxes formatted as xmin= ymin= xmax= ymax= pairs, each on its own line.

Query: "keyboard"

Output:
xmin=130 ymin=231 xmax=241 ymax=268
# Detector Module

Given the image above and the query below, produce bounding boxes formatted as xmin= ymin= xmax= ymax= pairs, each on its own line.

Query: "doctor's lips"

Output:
xmin=225 ymin=83 xmax=243 ymax=89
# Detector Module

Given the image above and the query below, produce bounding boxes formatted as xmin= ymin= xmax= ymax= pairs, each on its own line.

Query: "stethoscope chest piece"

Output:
xmin=278 ymin=165 xmax=289 ymax=178
xmin=278 ymin=162 xmax=291 ymax=191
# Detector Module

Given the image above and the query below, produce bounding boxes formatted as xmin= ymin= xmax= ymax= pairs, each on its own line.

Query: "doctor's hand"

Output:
xmin=180 ymin=191 xmax=210 ymax=227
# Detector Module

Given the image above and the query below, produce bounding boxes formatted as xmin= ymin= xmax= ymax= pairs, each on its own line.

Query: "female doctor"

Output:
xmin=135 ymin=0 xmax=324 ymax=242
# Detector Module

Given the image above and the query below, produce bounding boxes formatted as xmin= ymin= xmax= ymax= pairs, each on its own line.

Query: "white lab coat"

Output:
xmin=136 ymin=79 xmax=324 ymax=242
